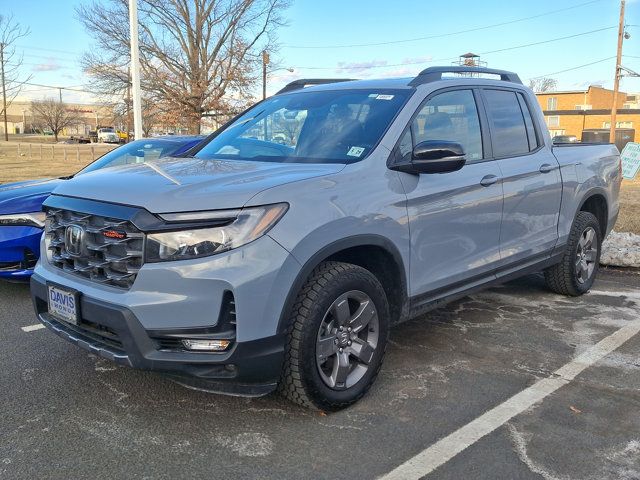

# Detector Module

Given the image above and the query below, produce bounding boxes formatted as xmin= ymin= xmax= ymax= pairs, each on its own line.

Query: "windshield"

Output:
xmin=194 ymin=89 xmax=411 ymax=164
xmin=77 ymin=139 xmax=192 ymax=175
xmin=99 ymin=128 xmax=115 ymax=133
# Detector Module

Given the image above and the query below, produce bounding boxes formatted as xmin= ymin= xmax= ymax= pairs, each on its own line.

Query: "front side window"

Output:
xmin=195 ymin=89 xmax=410 ymax=164
xmin=483 ymin=89 xmax=529 ymax=157
xmin=411 ymin=89 xmax=483 ymax=161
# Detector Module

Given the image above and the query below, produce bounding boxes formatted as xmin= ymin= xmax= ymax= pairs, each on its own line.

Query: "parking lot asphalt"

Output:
xmin=1 ymin=269 xmax=639 ymax=480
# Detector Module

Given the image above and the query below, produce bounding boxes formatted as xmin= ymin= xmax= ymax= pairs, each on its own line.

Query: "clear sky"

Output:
xmin=5 ymin=0 xmax=640 ymax=103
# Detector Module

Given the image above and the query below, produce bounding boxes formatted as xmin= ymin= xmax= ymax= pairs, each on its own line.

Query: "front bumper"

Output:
xmin=31 ymin=273 xmax=285 ymax=396
xmin=0 ymin=225 xmax=41 ymax=280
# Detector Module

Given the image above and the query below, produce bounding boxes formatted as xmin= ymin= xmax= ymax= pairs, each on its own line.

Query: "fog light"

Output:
xmin=182 ymin=339 xmax=231 ymax=351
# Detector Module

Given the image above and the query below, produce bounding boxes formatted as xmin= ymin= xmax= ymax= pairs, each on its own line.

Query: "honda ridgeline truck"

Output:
xmin=31 ymin=67 xmax=621 ymax=410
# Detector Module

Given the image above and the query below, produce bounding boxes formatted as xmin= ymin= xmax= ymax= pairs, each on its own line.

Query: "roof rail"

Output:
xmin=409 ymin=66 xmax=522 ymax=86
xmin=276 ymin=78 xmax=358 ymax=95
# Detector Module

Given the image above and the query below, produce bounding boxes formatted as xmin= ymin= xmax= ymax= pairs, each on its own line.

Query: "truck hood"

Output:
xmin=0 ymin=178 xmax=64 ymax=215
xmin=51 ymin=157 xmax=345 ymax=213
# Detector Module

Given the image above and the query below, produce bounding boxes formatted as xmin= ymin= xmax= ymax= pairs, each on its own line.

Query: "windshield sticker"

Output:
xmin=368 ymin=93 xmax=378 ymax=98
xmin=375 ymin=94 xmax=394 ymax=100
xmin=347 ymin=146 xmax=365 ymax=157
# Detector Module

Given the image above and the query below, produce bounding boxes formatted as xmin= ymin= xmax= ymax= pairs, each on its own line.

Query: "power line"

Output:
xmin=22 ymin=81 xmax=101 ymax=96
xmin=478 ymin=26 xmax=616 ymax=55
xmin=529 ymin=57 xmax=615 ymax=79
xmin=283 ymin=0 xmax=604 ymax=49
xmin=15 ymin=44 xmax=80 ymax=57
xmin=22 ymin=53 xmax=79 ymax=64
xmin=291 ymin=27 xmax=617 ymax=71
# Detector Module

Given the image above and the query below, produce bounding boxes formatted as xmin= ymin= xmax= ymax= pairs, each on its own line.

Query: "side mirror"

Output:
xmin=391 ymin=140 xmax=466 ymax=174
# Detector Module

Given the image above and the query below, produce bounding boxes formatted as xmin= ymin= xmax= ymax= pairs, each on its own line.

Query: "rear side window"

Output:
xmin=517 ymin=93 xmax=539 ymax=151
xmin=483 ymin=89 xmax=529 ymax=157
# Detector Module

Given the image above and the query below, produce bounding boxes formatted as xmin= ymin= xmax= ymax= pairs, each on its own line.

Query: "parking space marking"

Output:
xmin=21 ymin=324 xmax=45 ymax=332
xmin=588 ymin=289 xmax=640 ymax=300
xmin=379 ymin=318 xmax=640 ymax=480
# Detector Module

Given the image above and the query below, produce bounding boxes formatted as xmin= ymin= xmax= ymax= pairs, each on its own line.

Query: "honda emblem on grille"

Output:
xmin=64 ymin=224 xmax=85 ymax=257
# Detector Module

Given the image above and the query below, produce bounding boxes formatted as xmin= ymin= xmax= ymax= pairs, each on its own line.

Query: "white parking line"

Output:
xmin=21 ymin=324 xmax=45 ymax=332
xmin=379 ymin=319 xmax=640 ymax=480
xmin=588 ymin=289 xmax=640 ymax=300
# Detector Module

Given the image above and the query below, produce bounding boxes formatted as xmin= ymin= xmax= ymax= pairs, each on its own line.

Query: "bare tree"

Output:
xmin=528 ymin=77 xmax=557 ymax=93
xmin=111 ymin=96 xmax=181 ymax=136
xmin=31 ymin=98 xmax=81 ymax=142
xmin=77 ymin=0 xmax=289 ymax=134
xmin=277 ymin=116 xmax=303 ymax=145
xmin=0 ymin=14 xmax=32 ymax=139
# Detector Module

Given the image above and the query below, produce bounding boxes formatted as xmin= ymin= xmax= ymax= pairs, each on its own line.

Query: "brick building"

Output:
xmin=535 ymin=86 xmax=639 ymax=146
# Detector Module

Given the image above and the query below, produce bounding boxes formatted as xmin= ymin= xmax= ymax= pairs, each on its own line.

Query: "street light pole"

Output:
xmin=129 ymin=0 xmax=143 ymax=139
xmin=609 ymin=0 xmax=626 ymax=144
xmin=127 ymin=67 xmax=132 ymax=143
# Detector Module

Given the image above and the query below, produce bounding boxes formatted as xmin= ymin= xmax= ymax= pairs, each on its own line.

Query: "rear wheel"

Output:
xmin=279 ymin=261 xmax=390 ymax=410
xmin=544 ymin=211 xmax=602 ymax=296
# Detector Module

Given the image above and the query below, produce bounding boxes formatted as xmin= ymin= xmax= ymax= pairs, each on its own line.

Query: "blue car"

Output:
xmin=0 ymin=135 xmax=204 ymax=281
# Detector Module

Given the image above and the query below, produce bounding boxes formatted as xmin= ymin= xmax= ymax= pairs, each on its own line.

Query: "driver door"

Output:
xmin=397 ymin=88 xmax=504 ymax=299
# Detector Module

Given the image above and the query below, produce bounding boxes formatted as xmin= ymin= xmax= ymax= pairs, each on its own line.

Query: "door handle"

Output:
xmin=539 ymin=163 xmax=554 ymax=173
xmin=480 ymin=174 xmax=499 ymax=187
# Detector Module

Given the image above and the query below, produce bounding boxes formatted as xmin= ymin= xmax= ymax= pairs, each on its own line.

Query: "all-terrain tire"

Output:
xmin=278 ymin=261 xmax=390 ymax=411
xmin=544 ymin=211 xmax=602 ymax=296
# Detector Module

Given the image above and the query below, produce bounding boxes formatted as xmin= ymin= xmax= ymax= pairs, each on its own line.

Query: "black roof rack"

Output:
xmin=276 ymin=78 xmax=358 ymax=95
xmin=409 ymin=66 xmax=522 ymax=86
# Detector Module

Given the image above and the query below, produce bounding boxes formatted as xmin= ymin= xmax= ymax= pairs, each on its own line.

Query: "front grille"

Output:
xmin=0 ymin=261 xmax=21 ymax=272
xmin=0 ymin=249 xmax=38 ymax=272
xmin=24 ymin=249 xmax=38 ymax=269
xmin=58 ymin=316 xmax=124 ymax=352
xmin=45 ymin=208 xmax=144 ymax=289
xmin=34 ymin=296 xmax=125 ymax=354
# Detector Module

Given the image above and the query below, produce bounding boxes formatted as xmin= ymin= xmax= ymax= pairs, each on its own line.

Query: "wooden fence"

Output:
xmin=0 ymin=142 xmax=119 ymax=184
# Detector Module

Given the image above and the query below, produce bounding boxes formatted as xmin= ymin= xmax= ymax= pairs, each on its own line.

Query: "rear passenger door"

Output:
xmin=481 ymin=89 xmax=562 ymax=270
xmin=395 ymin=89 xmax=504 ymax=298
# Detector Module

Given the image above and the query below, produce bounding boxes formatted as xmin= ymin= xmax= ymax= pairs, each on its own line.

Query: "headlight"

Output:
xmin=145 ymin=203 xmax=288 ymax=263
xmin=0 ymin=212 xmax=46 ymax=228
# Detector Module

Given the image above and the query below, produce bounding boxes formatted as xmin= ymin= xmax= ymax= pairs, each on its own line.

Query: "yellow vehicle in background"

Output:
xmin=116 ymin=130 xmax=130 ymax=142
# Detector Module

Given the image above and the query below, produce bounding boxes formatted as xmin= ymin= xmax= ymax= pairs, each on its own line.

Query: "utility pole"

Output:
xmin=262 ymin=50 xmax=269 ymax=100
xmin=58 ymin=87 xmax=62 ymax=103
xmin=129 ymin=0 xmax=143 ymax=139
xmin=610 ymin=0 xmax=626 ymax=144
xmin=1 ymin=43 xmax=8 ymax=141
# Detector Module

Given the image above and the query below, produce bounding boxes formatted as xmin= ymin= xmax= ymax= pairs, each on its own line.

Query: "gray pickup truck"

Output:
xmin=31 ymin=66 xmax=621 ymax=410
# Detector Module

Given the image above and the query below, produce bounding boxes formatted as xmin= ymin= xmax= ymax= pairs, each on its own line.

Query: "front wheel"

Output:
xmin=279 ymin=261 xmax=390 ymax=411
xmin=544 ymin=211 xmax=602 ymax=296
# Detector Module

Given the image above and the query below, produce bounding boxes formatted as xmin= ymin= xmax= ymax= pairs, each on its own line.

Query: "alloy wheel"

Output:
xmin=575 ymin=226 xmax=598 ymax=284
xmin=315 ymin=290 xmax=380 ymax=390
